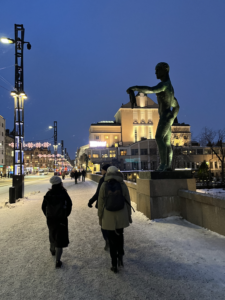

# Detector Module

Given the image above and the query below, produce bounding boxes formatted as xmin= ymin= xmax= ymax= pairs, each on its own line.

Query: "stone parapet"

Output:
xmin=86 ymin=172 xmax=225 ymax=236
xmin=179 ymin=189 xmax=225 ymax=236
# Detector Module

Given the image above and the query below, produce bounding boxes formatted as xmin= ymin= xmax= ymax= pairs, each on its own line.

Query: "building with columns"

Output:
xmin=77 ymin=94 xmax=225 ymax=178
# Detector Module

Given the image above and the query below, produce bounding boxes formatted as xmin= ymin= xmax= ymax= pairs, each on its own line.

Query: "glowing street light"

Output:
xmin=1 ymin=25 xmax=31 ymax=202
xmin=0 ymin=37 xmax=14 ymax=44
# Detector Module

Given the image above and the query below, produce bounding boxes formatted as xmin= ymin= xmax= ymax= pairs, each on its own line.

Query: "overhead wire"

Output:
xmin=0 ymin=85 xmax=10 ymax=91
xmin=0 ymin=74 xmax=15 ymax=90
xmin=0 ymin=64 xmax=15 ymax=71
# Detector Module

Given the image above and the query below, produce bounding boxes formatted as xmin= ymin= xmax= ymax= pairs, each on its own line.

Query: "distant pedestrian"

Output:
xmin=8 ymin=172 xmax=10 ymax=178
xmin=98 ymin=166 xmax=133 ymax=273
xmin=88 ymin=164 xmax=111 ymax=250
xmin=70 ymin=171 xmax=74 ymax=180
xmin=62 ymin=171 xmax=66 ymax=180
xmin=81 ymin=169 xmax=86 ymax=182
xmin=42 ymin=176 xmax=72 ymax=268
xmin=78 ymin=170 xmax=81 ymax=181
xmin=0 ymin=172 xmax=2 ymax=179
xmin=74 ymin=170 xmax=79 ymax=184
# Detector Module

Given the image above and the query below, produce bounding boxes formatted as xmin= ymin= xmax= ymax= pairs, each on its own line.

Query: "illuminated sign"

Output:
xmin=89 ymin=141 xmax=106 ymax=148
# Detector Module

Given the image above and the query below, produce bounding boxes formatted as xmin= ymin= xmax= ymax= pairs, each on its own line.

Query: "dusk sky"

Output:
xmin=0 ymin=0 xmax=225 ymax=158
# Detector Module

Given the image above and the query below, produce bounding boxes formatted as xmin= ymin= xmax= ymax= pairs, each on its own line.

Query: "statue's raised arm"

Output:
xmin=126 ymin=62 xmax=180 ymax=172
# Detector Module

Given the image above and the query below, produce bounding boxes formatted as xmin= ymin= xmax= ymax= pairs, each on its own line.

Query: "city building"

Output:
xmin=0 ymin=115 xmax=6 ymax=174
xmin=24 ymin=148 xmax=53 ymax=172
xmin=76 ymin=94 xmax=224 ymax=179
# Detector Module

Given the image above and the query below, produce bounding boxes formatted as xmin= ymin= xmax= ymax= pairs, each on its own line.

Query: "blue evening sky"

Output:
xmin=0 ymin=0 xmax=225 ymax=158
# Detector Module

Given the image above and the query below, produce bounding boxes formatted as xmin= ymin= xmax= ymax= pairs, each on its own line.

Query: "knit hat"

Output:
xmin=102 ymin=164 xmax=111 ymax=171
xmin=106 ymin=166 xmax=118 ymax=174
xmin=50 ymin=176 xmax=62 ymax=185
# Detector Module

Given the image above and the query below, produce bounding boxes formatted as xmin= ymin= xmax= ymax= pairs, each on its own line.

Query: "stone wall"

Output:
xmin=86 ymin=172 xmax=225 ymax=236
xmin=179 ymin=189 xmax=225 ymax=236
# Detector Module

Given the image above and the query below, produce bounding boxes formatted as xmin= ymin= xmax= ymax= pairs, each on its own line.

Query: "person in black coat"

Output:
xmin=88 ymin=164 xmax=110 ymax=250
xmin=42 ymin=176 xmax=72 ymax=268
xmin=81 ymin=169 xmax=86 ymax=182
xmin=74 ymin=170 xmax=79 ymax=184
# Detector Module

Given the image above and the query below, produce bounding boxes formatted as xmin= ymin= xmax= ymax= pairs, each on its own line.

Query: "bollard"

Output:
xmin=9 ymin=187 xmax=16 ymax=204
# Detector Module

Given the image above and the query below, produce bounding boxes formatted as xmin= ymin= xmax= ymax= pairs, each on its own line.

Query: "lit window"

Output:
xmin=110 ymin=150 xmax=116 ymax=158
xmin=114 ymin=136 xmax=118 ymax=140
xmin=115 ymin=143 xmax=118 ymax=147
xmin=92 ymin=154 xmax=99 ymax=158
xmin=105 ymin=136 xmax=109 ymax=140
xmin=120 ymin=150 xmax=127 ymax=156
xmin=106 ymin=143 xmax=109 ymax=147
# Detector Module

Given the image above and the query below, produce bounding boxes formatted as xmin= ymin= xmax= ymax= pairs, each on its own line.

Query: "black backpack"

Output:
xmin=45 ymin=193 xmax=67 ymax=218
xmin=105 ymin=180 xmax=125 ymax=211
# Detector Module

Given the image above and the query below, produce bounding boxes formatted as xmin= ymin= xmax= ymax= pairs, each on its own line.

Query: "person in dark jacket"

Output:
xmin=78 ymin=170 xmax=81 ymax=181
xmin=42 ymin=176 xmax=72 ymax=268
xmin=74 ymin=170 xmax=79 ymax=184
xmin=81 ymin=169 xmax=86 ymax=182
xmin=88 ymin=164 xmax=110 ymax=250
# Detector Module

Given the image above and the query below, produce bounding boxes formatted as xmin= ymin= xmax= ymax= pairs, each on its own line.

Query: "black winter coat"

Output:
xmin=88 ymin=175 xmax=105 ymax=208
xmin=42 ymin=185 xmax=72 ymax=248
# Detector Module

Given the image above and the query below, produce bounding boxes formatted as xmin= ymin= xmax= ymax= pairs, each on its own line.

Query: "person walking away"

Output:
xmin=42 ymin=176 xmax=72 ymax=268
xmin=81 ymin=169 xmax=86 ymax=182
xmin=88 ymin=164 xmax=111 ymax=250
xmin=78 ymin=170 xmax=81 ymax=181
xmin=70 ymin=171 xmax=74 ymax=180
xmin=62 ymin=171 xmax=65 ymax=180
xmin=98 ymin=166 xmax=133 ymax=273
xmin=74 ymin=170 xmax=79 ymax=184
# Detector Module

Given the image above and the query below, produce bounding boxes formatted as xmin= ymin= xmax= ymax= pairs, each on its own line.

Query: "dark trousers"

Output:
xmin=75 ymin=178 xmax=77 ymax=184
xmin=50 ymin=243 xmax=63 ymax=261
xmin=82 ymin=176 xmax=85 ymax=182
xmin=107 ymin=228 xmax=124 ymax=267
xmin=101 ymin=228 xmax=108 ymax=241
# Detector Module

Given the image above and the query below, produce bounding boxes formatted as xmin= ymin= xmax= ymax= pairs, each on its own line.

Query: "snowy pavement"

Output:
xmin=0 ymin=178 xmax=225 ymax=300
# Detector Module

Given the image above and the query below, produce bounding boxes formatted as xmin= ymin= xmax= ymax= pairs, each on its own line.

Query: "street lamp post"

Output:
xmin=49 ymin=122 xmax=58 ymax=173
xmin=1 ymin=24 xmax=31 ymax=200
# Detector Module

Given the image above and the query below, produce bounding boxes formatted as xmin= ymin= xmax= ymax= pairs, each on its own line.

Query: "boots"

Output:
xmin=118 ymin=255 xmax=124 ymax=267
xmin=110 ymin=266 xmax=118 ymax=273
xmin=56 ymin=261 xmax=62 ymax=268
xmin=104 ymin=240 xmax=110 ymax=251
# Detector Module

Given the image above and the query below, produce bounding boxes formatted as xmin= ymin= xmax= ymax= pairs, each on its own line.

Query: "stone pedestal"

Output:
xmin=136 ymin=172 xmax=196 ymax=219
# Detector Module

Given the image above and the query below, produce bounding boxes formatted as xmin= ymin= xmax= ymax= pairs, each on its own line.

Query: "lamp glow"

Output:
xmin=10 ymin=91 xmax=17 ymax=96
xmin=1 ymin=38 xmax=14 ymax=44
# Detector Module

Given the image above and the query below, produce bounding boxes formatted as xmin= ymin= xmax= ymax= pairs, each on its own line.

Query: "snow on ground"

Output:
xmin=0 ymin=177 xmax=225 ymax=300
xmin=196 ymin=188 xmax=225 ymax=199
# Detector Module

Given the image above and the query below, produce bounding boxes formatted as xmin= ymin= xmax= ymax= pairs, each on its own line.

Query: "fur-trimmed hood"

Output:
xmin=104 ymin=171 xmax=123 ymax=183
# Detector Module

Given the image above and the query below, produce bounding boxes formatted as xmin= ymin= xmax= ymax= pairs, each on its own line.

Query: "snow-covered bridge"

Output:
xmin=1 ymin=177 xmax=225 ymax=300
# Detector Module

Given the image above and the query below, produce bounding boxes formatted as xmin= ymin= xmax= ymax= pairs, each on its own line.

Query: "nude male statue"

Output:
xmin=127 ymin=62 xmax=180 ymax=171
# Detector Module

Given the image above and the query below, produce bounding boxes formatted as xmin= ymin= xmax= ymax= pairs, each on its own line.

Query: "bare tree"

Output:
xmin=198 ymin=127 xmax=225 ymax=184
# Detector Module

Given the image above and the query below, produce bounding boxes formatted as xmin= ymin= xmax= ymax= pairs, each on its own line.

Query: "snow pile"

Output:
xmin=197 ymin=188 xmax=225 ymax=199
xmin=0 ymin=178 xmax=225 ymax=300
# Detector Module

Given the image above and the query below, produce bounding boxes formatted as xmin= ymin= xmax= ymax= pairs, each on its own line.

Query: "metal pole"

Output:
xmin=13 ymin=24 xmax=26 ymax=199
xmin=54 ymin=121 xmax=57 ymax=173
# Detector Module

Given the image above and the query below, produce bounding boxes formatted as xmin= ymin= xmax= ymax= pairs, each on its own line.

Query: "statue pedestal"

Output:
xmin=135 ymin=171 xmax=196 ymax=219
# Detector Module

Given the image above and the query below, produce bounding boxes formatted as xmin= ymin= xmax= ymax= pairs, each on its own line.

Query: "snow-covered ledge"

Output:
xmin=179 ymin=189 xmax=225 ymax=236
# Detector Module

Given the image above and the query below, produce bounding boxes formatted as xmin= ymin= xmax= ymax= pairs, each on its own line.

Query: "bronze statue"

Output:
xmin=127 ymin=62 xmax=180 ymax=171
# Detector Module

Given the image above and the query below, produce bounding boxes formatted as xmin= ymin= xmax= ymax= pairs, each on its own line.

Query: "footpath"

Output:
xmin=0 ymin=177 xmax=225 ymax=300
